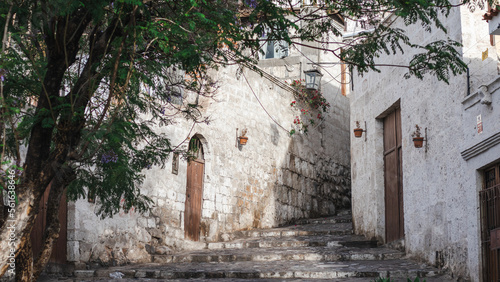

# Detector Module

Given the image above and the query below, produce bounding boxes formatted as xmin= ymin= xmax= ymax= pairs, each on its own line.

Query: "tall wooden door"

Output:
xmin=383 ymin=108 xmax=404 ymax=243
xmin=184 ymin=137 xmax=205 ymax=241
xmin=31 ymin=184 xmax=67 ymax=264
xmin=480 ymin=164 xmax=500 ymax=281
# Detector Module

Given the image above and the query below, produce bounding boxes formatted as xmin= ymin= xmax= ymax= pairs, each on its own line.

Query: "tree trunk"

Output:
xmin=0 ymin=184 xmax=37 ymax=279
xmin=0 ymin=7 xmax=93 ymax=278
xmin=0 ymin=7 xmax=122 ymax=279
xmin=15 ymin=234 xmax=33 ymax=282
xmin=0 ymin=200 xmax=4 ymax=229
xmin=32 ymin=169 xmax=75 ymax=281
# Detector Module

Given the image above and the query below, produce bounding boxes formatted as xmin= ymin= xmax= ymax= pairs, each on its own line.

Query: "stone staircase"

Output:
xmin=66 ymin=211 xmax=453 ymax=281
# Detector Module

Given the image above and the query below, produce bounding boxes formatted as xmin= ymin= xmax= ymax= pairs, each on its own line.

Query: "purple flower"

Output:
xmin=101 ymin=150 xmax=118 ymax=164
xmin=244 ymin=0 xmax=258 ymax=8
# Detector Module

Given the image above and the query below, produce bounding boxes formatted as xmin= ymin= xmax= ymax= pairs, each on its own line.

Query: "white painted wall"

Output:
xmin=350 ymin=5 xmax=499 ymax=281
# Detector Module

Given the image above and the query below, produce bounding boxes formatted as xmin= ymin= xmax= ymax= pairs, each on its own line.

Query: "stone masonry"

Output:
xmin=67 ymin=32 xmax=351 ymax=268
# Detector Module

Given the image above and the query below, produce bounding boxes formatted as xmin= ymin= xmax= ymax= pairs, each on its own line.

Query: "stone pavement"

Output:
xmin=38 ymin=211 xmax=456 ymax=281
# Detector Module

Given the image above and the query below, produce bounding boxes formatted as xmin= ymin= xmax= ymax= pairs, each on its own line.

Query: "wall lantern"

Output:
xmin=412 ymin=124 xmax=427 ymax=152
xmin=304 ymin=69 xmax=323 ymax=90
xmin=354 ymin=121 xmax=367 ymax=141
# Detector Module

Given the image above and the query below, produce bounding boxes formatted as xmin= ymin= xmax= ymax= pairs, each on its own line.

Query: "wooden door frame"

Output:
xmin=480 ymin=162 xmax=500 ymax=281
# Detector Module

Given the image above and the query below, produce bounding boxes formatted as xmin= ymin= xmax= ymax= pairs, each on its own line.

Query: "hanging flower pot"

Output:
xmin=413 ymin=137 xmax=424 ymax=148
xmin=412 ymin=125 xmax=426 ymax=149
xmin=238 ymin=128 xmax=248 ymax=145
xmin=239 ymin=136 xmax=248 ymax=145
xmin=354 ymin=128 xmax=364 ymax=138
xmin=353 ymin=121 xmax=365 ymax=138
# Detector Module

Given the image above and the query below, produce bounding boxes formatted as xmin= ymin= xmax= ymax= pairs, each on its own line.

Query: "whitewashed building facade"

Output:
xmin=350 ymin=5 xmax=500 ymax=281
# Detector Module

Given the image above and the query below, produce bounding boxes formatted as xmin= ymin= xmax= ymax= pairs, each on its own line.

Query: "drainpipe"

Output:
xmin=467 ymin=67 xmax=470 ymax=96
xmin=350 ymin=65 xmax=354 ymax=91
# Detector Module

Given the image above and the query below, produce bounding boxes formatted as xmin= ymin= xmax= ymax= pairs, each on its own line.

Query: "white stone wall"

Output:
xmin=68 ymin=41 xmax=351 ymax=267
xmin=350 ymin=6 xmax=498 ymax=281
xmin=460 ymin=75 xmax=500 ymax=281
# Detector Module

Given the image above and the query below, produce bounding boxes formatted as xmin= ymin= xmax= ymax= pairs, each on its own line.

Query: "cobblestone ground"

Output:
xmin=39 ymin=278 xmax=455 ymax=282
xmin=36 ymin=212 xmax=458 ymax=282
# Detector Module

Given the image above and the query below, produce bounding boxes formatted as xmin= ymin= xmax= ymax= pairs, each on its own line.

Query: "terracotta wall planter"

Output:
xmin=354 ymin=128 xmax=363 ymax=138
xmin=413 ymin=137 xmax=424 ymax=148
xmin=239 ymin=136 xmax=248 ymax=145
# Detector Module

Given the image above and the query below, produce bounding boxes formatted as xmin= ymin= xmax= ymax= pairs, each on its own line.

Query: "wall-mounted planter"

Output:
xmin=353 ymin=121 xmax=367 ymax=141
xmin=236 ymin=128 xmax=249 ymax=146
xmin=413 ymin=137 xmax=424 ymax=148
xmin=354 ymin=128 xmax=364 ymax=138
xmin=239 ymin=136 xmax=248 ymax=145
xmin=411 ymin=125 xmax=427 ymax=152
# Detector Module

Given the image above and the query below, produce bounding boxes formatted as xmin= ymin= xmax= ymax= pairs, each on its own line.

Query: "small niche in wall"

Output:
xmin=172 ymin=152 xmax=180 ymax=175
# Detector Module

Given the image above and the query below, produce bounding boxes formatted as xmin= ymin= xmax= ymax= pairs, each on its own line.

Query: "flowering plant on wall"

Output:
xmin=289 ymin=79 xmax=330 ymax=135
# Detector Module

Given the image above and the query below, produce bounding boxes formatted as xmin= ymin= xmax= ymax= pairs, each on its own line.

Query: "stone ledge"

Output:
xmin=461 ymin=131 xmax=500 ymax=161
xmin=72 ymin=260 xmax=451 ymax=281
xmin=462 ymin=75 xmax=500 ymax=110
xmin=73 ymin=270 xmax=95 ymax=278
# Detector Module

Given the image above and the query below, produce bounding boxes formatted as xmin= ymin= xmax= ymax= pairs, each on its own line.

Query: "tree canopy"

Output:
xmin=0 ymin=0 xmax=487 ymax=280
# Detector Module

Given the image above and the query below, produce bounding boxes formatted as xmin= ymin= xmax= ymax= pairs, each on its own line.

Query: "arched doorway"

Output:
xmin=184 ymin=136 xmax=205 ymax=241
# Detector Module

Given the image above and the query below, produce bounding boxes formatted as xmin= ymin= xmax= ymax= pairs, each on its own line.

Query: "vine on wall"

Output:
xmin=289 ymin=79 xmax=330 ymax=135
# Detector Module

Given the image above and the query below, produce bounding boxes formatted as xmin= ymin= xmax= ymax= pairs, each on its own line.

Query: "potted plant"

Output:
xmin=354 ymin=121 xmax=364 ymax=138
xmin=412 ymin=125 xmax=424 ymax=148
xmin=239 ymin=129 xmax=248 ymax=145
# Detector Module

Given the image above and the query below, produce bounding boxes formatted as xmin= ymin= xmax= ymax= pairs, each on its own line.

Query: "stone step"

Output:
xmin=84 ymin=260 xmax=451 ymax=281
xmin=221 ymin=222 xmax=354 ymax=241
xmin=291 ymin=213 xmax=352 ymax=225
xmin=206 ymin=235 xmax=378 ymax=250
xmin=151 ymin=245 xmax=404 ymax=264
xmin=40 ymin=276 xmax=452 ymax=282
xmin=60 ymin=212 xmax=455 ymax=281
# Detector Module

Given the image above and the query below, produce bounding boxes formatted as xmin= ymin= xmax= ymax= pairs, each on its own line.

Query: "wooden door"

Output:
xmin=184 ymin=160 xmax=204 ymax=241
xmin=383 ymin=108 xmax=404 ymax=243
xmin=480 ymin=164 xmax=500 ymax=281
xmin=184 ymin=137 xmax=205 ymax=241
xmin=31 ymin=185 xmax=67 ymax=264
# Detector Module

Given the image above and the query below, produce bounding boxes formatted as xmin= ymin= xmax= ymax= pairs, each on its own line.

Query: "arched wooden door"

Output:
xmin=184 ymin=136 xmax=205 ymax=241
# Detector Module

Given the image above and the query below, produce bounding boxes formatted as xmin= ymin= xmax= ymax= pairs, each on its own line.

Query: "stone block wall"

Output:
xmin=274 ymin=145 xmax=351 ymax=224
xmin=67 ymin=41 xmax=351 ymax=267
